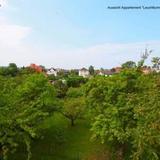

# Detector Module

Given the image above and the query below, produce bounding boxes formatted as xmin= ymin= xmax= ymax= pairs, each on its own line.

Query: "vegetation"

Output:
xmin=60 ymin=87 xmax=86 ymax=126
xmin=122 ymin=61 xmax=136 ymax=69
xmin=0 ymin=59 xmax=160 ymax=160
xmin=88 ymin=65 xmax=95 ymax=75
xmin=152 ymin=57 xmax=160 ymax=70
xmin=84 ymin=69 xmax=160 ymax=160
xmin=0 ymin=73 xmax=58 ymax=160
xmin=0 ymin=63 xmax=18 ymax=77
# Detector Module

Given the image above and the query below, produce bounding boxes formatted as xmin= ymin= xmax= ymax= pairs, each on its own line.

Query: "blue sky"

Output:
xmin=0 ymin=0 xmax=160 ymax=68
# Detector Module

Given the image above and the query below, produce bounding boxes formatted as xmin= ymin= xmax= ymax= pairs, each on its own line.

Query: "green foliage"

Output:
xmin=66 ymin=87 xmax=83 ymax=98
xmin=137 ymin=48 xmax=151 ymax=68
xmin=60 ymin=87 xmax=86 ymax=126
xmin=152 ymin=57 xmax=160 ymax=70
xmin=122 ymin=61 xmax=136 ymax=69
xmin=19 ymin=67 xmax=36 ymax=75
xmin=62 ymin=97 xmax=85 ymax=126
xmin=11 ymin=113 xmax=108 ymax=160
xmin=85 ymin=70 xmax=160 ymax=159
xmin=0 ymin=74 xmax=58 ymax=160
xmin=66 ymin=76 xmax=87 ymax=87
xmin=54 ymin=80 xmax=68 ymax=98
xmin=131 ymin=77 xmax=160 ymax=160
xmin=0 ymin=62 xmax=159 ymax=160
xmin=57 ymin=70 xmax=68 ymax=78
xmin=8 ymin=63 xmax=18 ymax=76
xmin=0 ymin=63 xmax=18 ymax=77
xmin=88 ymin=65 xmax=95 ymax=75
xmin=69 ymin=69 xmax=78 ymax=76
xmin=47 ymin=74 xmax=56 ymax=81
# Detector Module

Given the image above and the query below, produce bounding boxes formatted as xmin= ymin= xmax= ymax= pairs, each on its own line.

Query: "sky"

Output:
xmin=0 ymin=0 xmax=160 ymax=69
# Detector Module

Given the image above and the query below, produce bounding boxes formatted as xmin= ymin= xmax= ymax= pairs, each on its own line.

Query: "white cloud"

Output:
xmin=0 ymin=9 xmax=160 ymax=68
xmin=1 ymin=22 xmax=160 ymax=69
xmin=30 ymin=41 xmax=160 ymax=69
xmin=0 ymin=0 xmax=8 ymax=8
xmin=0 ymin=24 xmax=31 ymax=46
xmin=0 ymin=15 xmax=32 ymax=66
xmin=0 ymin=16 xmax=159 ymax=68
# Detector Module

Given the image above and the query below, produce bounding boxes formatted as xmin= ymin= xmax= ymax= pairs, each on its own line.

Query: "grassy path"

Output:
xmin=10 ymin=113 xmax=109 ymax=160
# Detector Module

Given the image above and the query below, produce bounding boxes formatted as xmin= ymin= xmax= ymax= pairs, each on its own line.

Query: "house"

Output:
xmin=46 ymin=68 xmax=58 ymax=76
xmin=79 ymin=68 xmax=90 ymax=78
xmin=141 ymin=66 xmax=152 ymax=75
xmin=152 ymin=67 xmax=160 ymax=73
xmin=113 ymin=67 xmax=122 ymax=74
xmin=97 ymin=69 xmax=114 ymax=77
xmin=29 ymin=64 xmax=43 ymax=73
xmin=154 ymin=69 xmax=160 ymax=73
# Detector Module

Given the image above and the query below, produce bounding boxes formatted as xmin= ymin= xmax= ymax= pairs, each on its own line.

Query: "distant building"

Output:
xmin=141 ymin=66 xmax=152 ymax=75
xmin=97 ymin=69 xmax=114 ymax=77
xmin=79 ymin=68 xmax=90 ymax=78
xmin=47 ymin=68 xmax=58 ymax=76
xmin=30 ymin=64 xmax=43 ymax=73
xmin=152 ymin=67 xmax=160 ymax=73
xmin=113 ymin=67 xmax=122 ymax=74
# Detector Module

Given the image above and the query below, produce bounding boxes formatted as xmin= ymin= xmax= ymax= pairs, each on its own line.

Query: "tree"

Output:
xmin=0 ymin=67 xmax=9 ymax=76
xmin=48 ymin=74 xmax=56 ymax=81
xmin=122 ymin=61 xmax=136 ymax=69
xmin=54 ymin=80 xmax=68 ymax=98
xmin=66 ymin=76 xmax=87 ymax=87
xmin=89 ymin=65 xmax=95 ymax=75
xmin=57 ymin=70 xmax=68 ymax=78
xmin=0 ymin=63 xmax=18 ymax=77
xmin=131 ymin=87 xmax=160 ymax=160
xmin=39 ymin=65 xmax=46 ymax=72
xmin=138 ymin=48 xmax=152 ymax=67
xmin=0 ymin=74 xmax=58 ymax=160
xmin=69 ymin=69 xmax=78 ymax=76
xmin=19 ymin=66 xmax=36 ymax=75
xmin=84 ymin=70 xmax=160 ymax=160
xmin=62 ymin=98 xmax=85 ymax=126
xmin=60 ymin=87 xmax=85 ymax=126
xmin=66 ymin=87 xmax=83 ymax=98
xmin=8 ymin=63 xmax=18 ymax=76
xmin=152 ymin=57 xmax=160 ymax=70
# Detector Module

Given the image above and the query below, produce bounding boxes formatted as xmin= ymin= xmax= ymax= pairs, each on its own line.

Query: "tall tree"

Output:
xmin=0 ymin=63 xmax=18 ymax=77
xmin=89 ymin=65 xmax=95 ymax=75
xmin=138 ymin=48 xmax=152 ymax=67
xmin=60 ymin=87 xmax=85 ymax=126
xmin=152 ymin=57 xmax=160 ymax=70
xmin=84 ymin=70 xmax=160 ymax=160
xmin=122 ymin=61 xmax=136 ymax=69
xmin=0 ymin=74 xmax=58 ymax=160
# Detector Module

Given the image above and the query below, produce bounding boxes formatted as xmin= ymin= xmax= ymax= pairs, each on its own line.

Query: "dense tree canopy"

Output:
xmin=0 ymin=63 xmax=18 ymax=77
xmin=1 ymin=62 xmax=160 ymax=160
xmin=0 ymin=74 xmax=58 ymax=160
xmin=84 ymin=69 xmax=160 ymax=160
xmin=122 ymin=61 xmax=136 ymax=69
xmin=89 ymin=65 xmax=95 ymax=75
xmin=60 ymin=87 xmax=85 ymax=126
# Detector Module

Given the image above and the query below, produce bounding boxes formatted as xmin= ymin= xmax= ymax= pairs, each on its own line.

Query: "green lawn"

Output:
xmin=10 ymin=113 xmax=110 ymax=160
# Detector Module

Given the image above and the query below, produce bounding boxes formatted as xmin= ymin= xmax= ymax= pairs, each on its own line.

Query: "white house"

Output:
xmin=79 ymin=68 xmax=90 ymax=78
xmin=97 ymin=69 xmax=114 ymax=77
xmin=47 ymin=68 xmax=58 ymax=76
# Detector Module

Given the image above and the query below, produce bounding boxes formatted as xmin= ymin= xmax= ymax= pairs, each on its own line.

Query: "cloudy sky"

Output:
xmin=0 ymin=0 xmax=160 ymax=69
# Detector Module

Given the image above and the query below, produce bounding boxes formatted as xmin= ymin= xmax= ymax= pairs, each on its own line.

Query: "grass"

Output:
xmin=10 ymin=113 xmax=110 ymax=160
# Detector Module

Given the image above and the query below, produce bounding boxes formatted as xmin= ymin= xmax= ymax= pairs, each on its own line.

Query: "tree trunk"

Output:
xmin=71 ymin=118 xmax=75 ymax=126
xmin=0 ymin=146 xmax=3 ymax=160
xmin=116 ymin=147 xmax=123 ymax=160
xmin=116 ymin=143 xmax=127 ymax=160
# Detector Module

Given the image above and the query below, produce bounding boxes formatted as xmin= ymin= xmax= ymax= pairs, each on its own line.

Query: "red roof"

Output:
xmin=30 ymin=64 xmax=43 ymax=73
